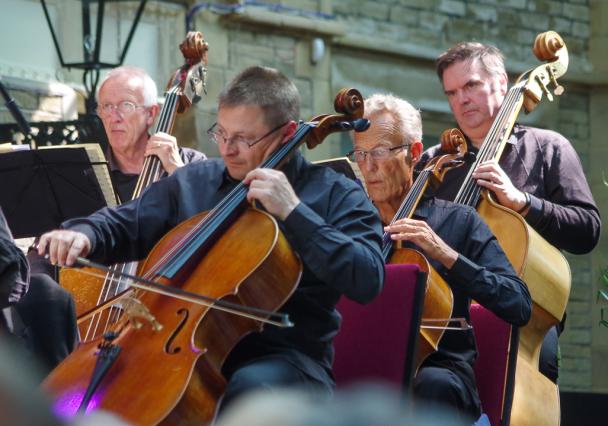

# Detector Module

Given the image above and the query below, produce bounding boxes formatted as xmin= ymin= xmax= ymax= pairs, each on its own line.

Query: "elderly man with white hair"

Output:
xmin=97 ymin=66 xmax=206 ymax=202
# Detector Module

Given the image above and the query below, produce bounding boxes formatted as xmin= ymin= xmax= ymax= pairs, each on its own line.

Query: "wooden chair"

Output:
xmin=333 ymin=263 xmax=427 ymax=390
xmin=470 ymin=303 xmax=519 ymax=426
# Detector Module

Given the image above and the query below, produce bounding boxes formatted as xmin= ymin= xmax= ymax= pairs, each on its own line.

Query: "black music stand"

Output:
xmin=0 ymin=147 xmax=112 ymax=238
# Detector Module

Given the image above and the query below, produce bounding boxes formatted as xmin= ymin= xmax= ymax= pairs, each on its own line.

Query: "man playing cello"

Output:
xmin=350 ymin=93 xmax=531 ymax=422
xmin=38 ymin=66 xmax=385 ymax=416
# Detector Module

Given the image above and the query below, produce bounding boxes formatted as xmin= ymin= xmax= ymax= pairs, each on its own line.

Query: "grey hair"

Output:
xmin=364 ymin=93 xmax=422 ymax=145
xmin=98 ymin=65 xmax=158 ymax=106
xmin=436 ymin=41 xmax=506 ymax=82
xmin=218 ymin=66 xmax=300 ymax=127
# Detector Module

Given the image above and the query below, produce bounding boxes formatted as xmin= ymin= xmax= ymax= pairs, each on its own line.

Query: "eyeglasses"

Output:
xmin=97 ymin=101 xmax=147 ymax=116
xmin=207 ymin=122 xmax=288 ymax=149
xmin=346 ymin=144 xmax=410 ymax=162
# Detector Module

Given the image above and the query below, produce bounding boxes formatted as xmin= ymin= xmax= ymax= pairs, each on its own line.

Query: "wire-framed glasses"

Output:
xmin=97 ymin=101 xmax=147 ymax=116
xmin=207 ymin=122 xmax=288 ymax=149
xmin=346 ymin=144 xmax=411 ymax=162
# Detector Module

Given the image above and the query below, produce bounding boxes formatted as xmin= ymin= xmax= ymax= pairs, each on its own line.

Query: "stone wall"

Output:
xmin=186 ymin=0 xmax=604 ymax=392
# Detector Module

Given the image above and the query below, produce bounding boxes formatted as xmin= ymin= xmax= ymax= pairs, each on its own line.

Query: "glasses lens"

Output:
xmin=369 ymin=148 xmax=384 ymax=160
xmin=119 ymin=102 xmax=136 ymax=114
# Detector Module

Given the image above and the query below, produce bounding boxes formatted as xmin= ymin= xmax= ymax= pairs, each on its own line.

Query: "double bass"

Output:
xmin=445 ymin=31 xmax=570 ymax=425
xmin=60 ymin=31 xmax=209 ymax=342
xmin=384 ymin=128 xmax=468 ymax=370
xmin=43 ymin=89 xmax=370 ymax=425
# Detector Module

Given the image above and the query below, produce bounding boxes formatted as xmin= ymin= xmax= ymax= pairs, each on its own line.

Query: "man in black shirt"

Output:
xmin=419 ymin=42 xmax=600 ymax=383
xmin=97 ymin=66 xmax=206 ymax=202
xmin=0 ymin=207 xmax=28 ymax=335
xmin=38 ymin=66 xmax=384 ymax=417
xmin=350 ymin=93 xmax=531 ymax=421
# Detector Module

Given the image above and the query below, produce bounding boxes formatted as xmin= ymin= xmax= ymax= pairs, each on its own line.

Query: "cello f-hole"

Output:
xmin=165 ymin=308 xmax=190 ymax=354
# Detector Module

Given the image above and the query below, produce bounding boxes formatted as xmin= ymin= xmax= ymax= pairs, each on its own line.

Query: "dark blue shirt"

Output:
xmin=64 ymin=151 xmax=385 ymax=385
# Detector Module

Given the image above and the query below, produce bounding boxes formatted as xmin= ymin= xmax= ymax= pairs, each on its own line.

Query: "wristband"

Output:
xmin=516 ymin=192 xmax=531 ymax=214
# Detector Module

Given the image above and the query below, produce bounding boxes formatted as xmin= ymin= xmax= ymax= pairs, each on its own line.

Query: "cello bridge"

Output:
xmin=122 ymin=296 xmax=164 ymax=332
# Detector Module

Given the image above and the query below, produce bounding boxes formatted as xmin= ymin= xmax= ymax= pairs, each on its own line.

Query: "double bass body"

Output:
xmin=478 ymin=193 xmax=570 ymax=426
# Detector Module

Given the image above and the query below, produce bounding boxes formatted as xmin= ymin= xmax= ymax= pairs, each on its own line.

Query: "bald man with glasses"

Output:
xmin=97 ymin=66 xmax=206 ymax=202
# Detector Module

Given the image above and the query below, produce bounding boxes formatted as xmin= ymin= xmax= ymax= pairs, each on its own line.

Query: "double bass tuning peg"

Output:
xmin=547 ymin=66 xmax=565 ymax=96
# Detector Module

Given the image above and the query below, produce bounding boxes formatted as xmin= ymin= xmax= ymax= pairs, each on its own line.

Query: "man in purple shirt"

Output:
xmin=419 ymin=41 xmax=601 ymax=383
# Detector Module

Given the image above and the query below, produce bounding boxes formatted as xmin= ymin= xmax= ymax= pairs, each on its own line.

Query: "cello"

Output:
xmin=43 ymin=89 xmax=370 ymax=425
xmin=445 ymin=31 xmax=570 ymax=425
xmin=60 ymin=31 xmax=209 ymax=342
xmin=384 ymin=128 xmax=467 ymax=370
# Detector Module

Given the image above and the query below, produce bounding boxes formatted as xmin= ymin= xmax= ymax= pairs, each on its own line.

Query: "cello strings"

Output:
xmin=92 ymin=123 xmax=315 ymax=335
xmin=72 ymin=259 xmax=293 ymax=327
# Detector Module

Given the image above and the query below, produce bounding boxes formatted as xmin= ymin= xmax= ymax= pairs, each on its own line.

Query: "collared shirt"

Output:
xmin=63 ymin=151 xmax=385 ymax=385
xmin=406 ymin=197 xmax=531 ymax=413
xmin=418 ymin=124 xmax=601 ymax=254
xmin=106 ymin=145 xmax=207 ymax=203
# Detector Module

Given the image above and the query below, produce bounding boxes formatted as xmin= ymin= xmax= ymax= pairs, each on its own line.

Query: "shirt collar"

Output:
xmin=105 ymin=146 xmax=120 ymax=172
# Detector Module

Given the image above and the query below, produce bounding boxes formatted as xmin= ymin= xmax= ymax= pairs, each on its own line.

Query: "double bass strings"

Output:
xmin=454 ymin=80 xmax=526 ymax=207
xmin=84 ymin=85 xmax=183 ymax=341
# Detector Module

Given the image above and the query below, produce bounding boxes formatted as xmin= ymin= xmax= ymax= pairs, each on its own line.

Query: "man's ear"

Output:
xmin=410 ymin=140 xmax=423 ymax=164
xmin=281 ymin=120 xmax=298 ymax=144
xmin=497 ymin=72 xmax=508 ymax=96
xmin=147 ymin=104 xmax=160 ymax=127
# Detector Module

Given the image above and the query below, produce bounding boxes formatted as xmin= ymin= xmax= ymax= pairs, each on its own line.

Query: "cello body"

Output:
xmin=44 ymin=209 xmax=301 ymax=425
xmin=44 ymin=88 xmax=369 ymax=424
xmin=389 ymin=248 xmax=453 ymax=371
xmin=477 ymin=192 xmax=570 ymax=426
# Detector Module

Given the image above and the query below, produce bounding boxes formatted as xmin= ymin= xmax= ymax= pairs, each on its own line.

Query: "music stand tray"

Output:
xmin=0 ymin=145 xmax=116 ymax=238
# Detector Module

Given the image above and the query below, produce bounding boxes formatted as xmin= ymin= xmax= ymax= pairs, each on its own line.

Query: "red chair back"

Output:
xmin=333 ymin=263 xmax=426 ymax=390
xmin=470 ymin=303 xmax=519 ymax=426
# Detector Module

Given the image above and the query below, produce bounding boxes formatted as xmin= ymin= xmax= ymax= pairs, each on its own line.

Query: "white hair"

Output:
xmin=364 ymin=93 xmax=423 ymax=144
xmin=98 ymin=65 xmax=158 ymax=106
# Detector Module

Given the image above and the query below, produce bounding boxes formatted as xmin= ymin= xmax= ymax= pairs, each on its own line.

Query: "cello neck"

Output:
xmin=153 ymin=122 xmax=317 ymax=279
xmin=382 ymin=169 xmax=433 ymax=261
